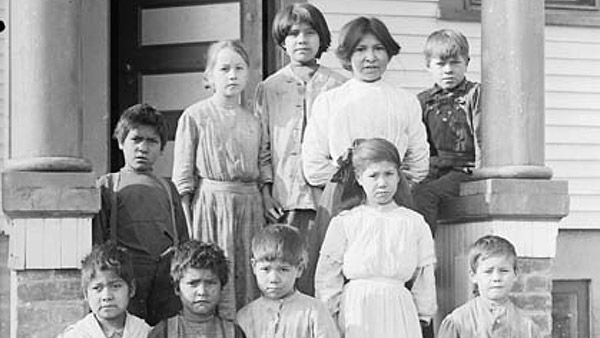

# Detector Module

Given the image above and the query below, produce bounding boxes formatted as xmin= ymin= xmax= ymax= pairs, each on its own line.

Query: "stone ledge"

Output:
xmin=2 ymin=171 xmax=100 ymax=218
xmin=440 ymin=179 xmax=569 ymax=224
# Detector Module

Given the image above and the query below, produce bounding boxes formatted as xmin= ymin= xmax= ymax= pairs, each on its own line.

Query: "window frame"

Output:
xmin=551 ymin=279 xmax=591 ymax=338
xmin=440 ymin=0 xmax=600 ymax=27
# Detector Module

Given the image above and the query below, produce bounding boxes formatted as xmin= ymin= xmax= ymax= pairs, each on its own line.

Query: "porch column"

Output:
xmin=436 ymin=0 xmax=569 ymax=337
xmin=3 ymin=1 xmax=100 ymax=337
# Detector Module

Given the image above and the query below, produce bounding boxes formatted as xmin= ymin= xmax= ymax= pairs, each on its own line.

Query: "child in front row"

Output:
xmin=237 ymin=224 xmax=340 ymax=338
xmin=437 ymin=235 xmax=541 ymax=338
xmin=413 ymin=29 xmax=481 ymax=237
xmin=58 ymin=242 xmax=151 ymax=338
xmin=148 ymin=240 xmax=246 ymax=338
xmin=256 ymin=2 xmax=346 ymax=295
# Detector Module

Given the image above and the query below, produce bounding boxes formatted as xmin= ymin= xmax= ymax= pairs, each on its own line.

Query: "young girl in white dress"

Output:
xmin=315 ymin=138 xmax=437 ymax=338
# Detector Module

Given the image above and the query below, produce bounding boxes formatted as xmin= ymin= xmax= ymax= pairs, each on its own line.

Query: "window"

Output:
xmin=440 ymin=0 xmax=600 ymax=27
xmin=552 ymin=280 xmax=590 ymax=338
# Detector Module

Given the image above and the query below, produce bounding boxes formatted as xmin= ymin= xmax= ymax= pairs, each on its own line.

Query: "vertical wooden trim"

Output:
xmin=240 ymin=0 xmax=263 ymax=108
xmin=7 ymin=220 xmax=24 ymax=269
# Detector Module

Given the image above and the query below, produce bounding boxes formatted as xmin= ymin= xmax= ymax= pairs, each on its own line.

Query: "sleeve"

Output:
xmin=401 ymin=94 xmax=430 ymax=184
xmin=410 ymin=215 xmax=437 ymax=321
xmin=236 ymin=305 xmax=251 ymax=338
xmin=172 ymin=108 xmax=199 ymax=196
xmin=302 ymin=93 xmax=337 ymax=187
xmin=471 ymin=83 xmax=482 ymax=168
xmin=312 ymin=300 xmax=342 ymax=338
xmin=169 ymin=182 xmax=190 ymax=241
xmin=254 ymin=82 xmax=273 ymax=185
xmin=437 ymin=314 xmax=460 ymax=338
xmin=91 ymin=176 xmax=110 ymax=244
xmin=410 ymin=265 xmax=437 ymax=322
xmin=315 ymin=215 xmax=347 ymax=319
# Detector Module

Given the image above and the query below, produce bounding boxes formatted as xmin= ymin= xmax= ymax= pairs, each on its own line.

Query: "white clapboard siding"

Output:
xmin=312 ymin=0 xmax=600 ymax=229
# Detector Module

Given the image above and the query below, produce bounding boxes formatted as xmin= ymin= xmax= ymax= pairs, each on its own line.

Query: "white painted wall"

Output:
xmin=311 ymin=0 xmax=600 ymax=230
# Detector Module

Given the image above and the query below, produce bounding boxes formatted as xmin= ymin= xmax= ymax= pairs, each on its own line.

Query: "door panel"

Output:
xmin=111 ymin=0 xmax=261 ymax=177
xmin=140 ymin=3 xmax=240 ymax=45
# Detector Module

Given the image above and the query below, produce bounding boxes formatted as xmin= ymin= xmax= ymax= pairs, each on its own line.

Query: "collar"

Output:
xmin=260 ymin=289 xmax=300 ymax=307
xmin=430 ymin=78 xmax=469 ymax=96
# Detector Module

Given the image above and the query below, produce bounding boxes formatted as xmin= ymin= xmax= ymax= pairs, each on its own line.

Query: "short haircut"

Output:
xmin=468 ymin=235 xmax=518 ymax=274
xmin=170 ymin=240 xmax=229 ymax=287
xmin=251 ymin=224 xmax=307 ymax=268
xmin=204 ymin=40 xmax=250 ymax=90
xmin=336 ymin=16 xmax=400 ymax=71
xmin=424 ymin=29 xmax=470 ymax=65
xmin=80 ymin=241 xmax=135 ymax=292
xmin=113 ymin=103 xmax=168 ymax=151
xmin=352 ymin=138 xmax=401 ymax=175
xmin=272 ymin=3 xmax=331 ymax=59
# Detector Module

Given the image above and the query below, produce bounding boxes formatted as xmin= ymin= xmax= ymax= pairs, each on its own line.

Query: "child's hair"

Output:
xmin=468 ymin=235 xmax=518 ymax=274
xmin=80 ymin=241 xmax=135 ymax=292
xmin=351 ymin=138 xmax=401 ymax=175
xmin=204 ymin=40 xmax=250 ymax=90
xmin=272 ymin=3 xmax=331 ymax=59
xmin=251 ymin=224 xmax=307 ymax=268
xmin=423 ymin=29 xmax=470 ymax=65
xmin=113 ymin=103 xmax=168 ymax=151
xmin=170 ymin=240 xmax=229 ymax=288
xmin=336 ymin=16 xmax=401 ymax=71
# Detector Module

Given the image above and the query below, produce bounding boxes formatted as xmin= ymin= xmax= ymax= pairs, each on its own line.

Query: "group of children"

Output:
xmin=61 ymin=2 xmax=542 ymax=338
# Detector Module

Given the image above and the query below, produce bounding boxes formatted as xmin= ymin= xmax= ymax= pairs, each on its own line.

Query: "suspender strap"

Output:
xmin=109 ymin=173 xmax=120 ymax=243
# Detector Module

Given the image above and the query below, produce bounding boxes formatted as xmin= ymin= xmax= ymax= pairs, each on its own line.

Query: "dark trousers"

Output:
xmin=412 ymin=170 xmax=472 ymax=236
xmin=128 ymin=254 xmax=182 ymax=326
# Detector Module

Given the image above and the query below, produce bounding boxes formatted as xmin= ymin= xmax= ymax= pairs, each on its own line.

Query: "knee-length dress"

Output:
xmin=315 ymin=205 xmax=437 ymax=338
xmin=172 ymin=97 xmax=264 ymax=319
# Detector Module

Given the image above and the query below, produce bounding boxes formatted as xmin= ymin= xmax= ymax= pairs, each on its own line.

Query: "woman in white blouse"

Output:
xmin=301 ymin=16 xmax=429 ymax=189
xmin=301 ymin=16 xmax=429 ymax=260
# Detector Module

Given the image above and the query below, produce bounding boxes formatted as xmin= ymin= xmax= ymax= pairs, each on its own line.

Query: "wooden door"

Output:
xmin=111 ymin=0 xmax=262 ymax=176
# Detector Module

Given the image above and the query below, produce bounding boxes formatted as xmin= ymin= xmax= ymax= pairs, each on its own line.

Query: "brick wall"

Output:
xmin=513 ymin=258 xmax=554 ymax=337
xmin=16 ymin=270 xmax=86 ymax=338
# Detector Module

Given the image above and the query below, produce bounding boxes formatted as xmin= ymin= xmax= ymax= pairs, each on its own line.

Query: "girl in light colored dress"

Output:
xmin=172 ymin=40 xmax=264 ymax=320
xmin=315 ymin=138 xmax=437 ymax=338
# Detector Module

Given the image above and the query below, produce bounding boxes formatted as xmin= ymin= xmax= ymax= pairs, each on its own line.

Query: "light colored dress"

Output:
xmin=437 ymin=297 xmax=542 ymax=338
xmin=57 ymin=312 xmax=150 ymax=338
xmin=237 ymin=290 xmax=340 ymax=338
xmin=256 ymin=64 xmax=346 ymax=211
xmin=315 ymin=204 xmax=437 ymax=338
xmin=302 ymin=77 xmax=429 ymax=187
xmin=172 ymin=96 xmax=264 ymax=319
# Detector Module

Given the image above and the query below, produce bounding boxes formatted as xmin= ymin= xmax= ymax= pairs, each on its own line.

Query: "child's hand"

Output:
xmin=261 ymin=186 xmax=284 ymax=223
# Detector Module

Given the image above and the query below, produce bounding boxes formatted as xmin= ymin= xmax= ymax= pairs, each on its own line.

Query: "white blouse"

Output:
xmin=302 ymin=77 xmax=429 ymax=186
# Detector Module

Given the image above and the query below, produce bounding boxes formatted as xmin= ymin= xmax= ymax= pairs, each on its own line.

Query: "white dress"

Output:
xmin=315 ymin=205 xmax=437 ymax=338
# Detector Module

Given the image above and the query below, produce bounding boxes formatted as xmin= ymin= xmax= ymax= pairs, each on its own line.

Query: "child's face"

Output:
xmin=118 ymin=125 xmax=163 ymax=172
xmin=283 ymin=22 xmax=320 ymax=65
xmin=350 ymin=33 xmax=390 ymax=83
xmin=85 ymin=270 xmax=134 ymax=326
xmin=252 ymin=259 xmax=302 ymax=300
xmin=356 ymin=160 xmax=399 ymax=207
xmin=208 ymin=48 xmax=248 ymax=98
xmin=427 ymin=55 xmax=469 ymax=90
xmin=177 ymin=268 xmax=222 ymax=321
xmin=470 ymin=255 xmax=516 ymax=304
